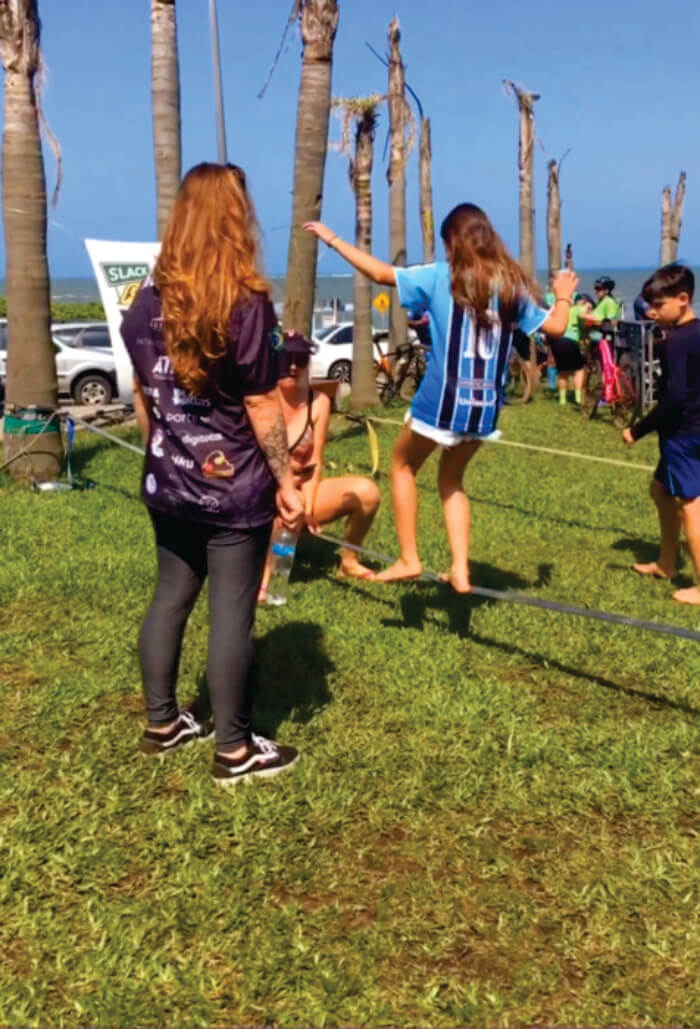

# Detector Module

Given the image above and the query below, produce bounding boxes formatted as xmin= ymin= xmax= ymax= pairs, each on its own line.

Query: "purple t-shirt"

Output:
xmin=121 ymin=285 xmax=280 ymax=529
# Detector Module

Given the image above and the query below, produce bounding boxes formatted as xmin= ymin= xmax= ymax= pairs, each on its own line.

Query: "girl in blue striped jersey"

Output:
xmin=305 ymin=205 xmax=577 ymax=591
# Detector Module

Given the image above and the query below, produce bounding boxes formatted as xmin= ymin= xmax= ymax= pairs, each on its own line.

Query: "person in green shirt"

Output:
xmin=548 ymin=293 xmax=592 ymax=405
xmin=589 ymin=275 xmax=621 ymax=328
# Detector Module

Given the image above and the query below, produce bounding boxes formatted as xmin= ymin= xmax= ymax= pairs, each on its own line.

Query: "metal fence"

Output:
xmin=614 ymin=320 xmax=663 ymax=415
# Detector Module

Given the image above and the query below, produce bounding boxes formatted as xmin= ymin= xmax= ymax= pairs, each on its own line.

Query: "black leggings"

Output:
xmin=140 ymin=511 xmax=271 ymax=749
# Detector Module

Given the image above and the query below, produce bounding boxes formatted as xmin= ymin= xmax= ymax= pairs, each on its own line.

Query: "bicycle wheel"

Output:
xmin=379 ymin=375 xmax=399 ymax=405
xmin=505 ymin=354 xmax=534 ymax=404
xmin=582 ymin=357 xmax=603 ymax=418
xmin=611 ymin=367 xmax=639 ymax=429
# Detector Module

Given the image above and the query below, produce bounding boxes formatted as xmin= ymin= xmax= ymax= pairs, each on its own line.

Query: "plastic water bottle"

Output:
xmin=266 ymin=526 xmax=297 ymax=606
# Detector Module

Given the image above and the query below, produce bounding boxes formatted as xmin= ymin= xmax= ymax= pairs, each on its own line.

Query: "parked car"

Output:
xmin=0 ymin=320 xmax=118 ymax=405
xmin=52 ymin=321 xmax=112 ymax=349
xmin=311 ymin=321 xmax=416 ymax=383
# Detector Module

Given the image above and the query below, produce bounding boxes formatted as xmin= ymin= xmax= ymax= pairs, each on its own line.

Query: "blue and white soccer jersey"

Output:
xmin=395 ymin=262 xmax=549 ymax=438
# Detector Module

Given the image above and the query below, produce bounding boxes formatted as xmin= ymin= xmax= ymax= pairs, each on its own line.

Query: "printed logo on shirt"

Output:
xmin=173 ymin=387 xmax=212 ymax=409
xmin=181 ymin=432 xmax=224 ymax=446
xmin=145 ymin=473 xmax=157 ymax=495
xmin=151 ymin=429 xmax=165 ymax=459
xmin=142 ymin=385 xmax=160 ymax=400
xmin=152 ymin=355 xmax=172 ymax=376
xmin=457 ymin=396 xmax=492 ymax=408
xmin=269 ymin=325 xmax=285 ymax=353
xmin=172 ymin=454 xmax=195 ymax=470
xmin=164 ymin=411 xmax=199 ymax=425
xmin=202 ymin=450 xmax=235 ymax=479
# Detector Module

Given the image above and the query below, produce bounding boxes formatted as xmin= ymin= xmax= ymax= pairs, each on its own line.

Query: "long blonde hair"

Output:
xmin=440 ymin=204 xmax=538 ymax=330
xmin=154 ymin=162 xmax=269 ymax=395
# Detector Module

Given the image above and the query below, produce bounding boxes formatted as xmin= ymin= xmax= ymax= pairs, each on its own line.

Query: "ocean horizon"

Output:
xmin=2 ymin=267 xmax=695 ymax=310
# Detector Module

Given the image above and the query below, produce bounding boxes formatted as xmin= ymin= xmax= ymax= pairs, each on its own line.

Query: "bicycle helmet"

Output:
xmin=594 ymin=276 xmax=615 ymax=293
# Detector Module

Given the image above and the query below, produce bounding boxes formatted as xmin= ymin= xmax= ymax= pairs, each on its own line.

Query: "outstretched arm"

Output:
xmin=540 ymin=270 xmax=579 ymax=337
xmin=305 ymin=221 xmax=396 ymax=286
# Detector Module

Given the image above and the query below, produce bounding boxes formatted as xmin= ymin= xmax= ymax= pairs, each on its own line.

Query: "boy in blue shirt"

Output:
xmin=622 ymin=264 xmax=700 ymax=605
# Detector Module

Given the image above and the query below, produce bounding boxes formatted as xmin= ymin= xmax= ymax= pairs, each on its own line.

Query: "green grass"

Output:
xmin=1 ymin=393 xmax=698 ymax=1027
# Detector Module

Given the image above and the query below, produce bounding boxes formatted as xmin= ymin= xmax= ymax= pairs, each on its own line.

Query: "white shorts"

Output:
xmin=404 ymin=411 xmax=501 ymax=448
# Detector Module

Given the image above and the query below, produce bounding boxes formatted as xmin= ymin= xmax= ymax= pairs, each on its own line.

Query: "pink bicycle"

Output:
xmin=582 ymin=335 xmax=639 ymax=428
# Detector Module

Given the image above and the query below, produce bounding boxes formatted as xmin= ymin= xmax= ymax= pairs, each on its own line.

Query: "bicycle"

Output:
xmin=582 ymin=334 xmax=639 ymax=428
xmin=377 ymin=340 xmax=428 ymax=405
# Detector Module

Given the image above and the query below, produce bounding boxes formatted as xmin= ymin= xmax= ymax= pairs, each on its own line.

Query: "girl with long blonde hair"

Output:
xmin=122 ymin=163 xmax=303 ymax=786
xmin=306 ymin=204 xmax=577 ymax=591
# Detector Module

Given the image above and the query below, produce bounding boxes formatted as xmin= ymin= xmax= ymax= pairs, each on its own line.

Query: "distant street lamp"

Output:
xmin=209 ymin=0 xmax=228 ymax=163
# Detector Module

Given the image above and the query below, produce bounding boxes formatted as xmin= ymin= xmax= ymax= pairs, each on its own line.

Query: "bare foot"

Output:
xmin=439 ymin=570 xmax=472 ymax=594
xmin=337 ymin=562 xmax=376 ymax=581
xmin=375 ymin=559 xmax=422 ymax=583
xmin=673 ymin=586 xmax=700 ymax=605
xmin=632 ymin=562 xmax=676 ymax=580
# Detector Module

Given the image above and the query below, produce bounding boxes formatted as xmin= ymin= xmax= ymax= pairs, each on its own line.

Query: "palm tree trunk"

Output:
xmin=1 ymin=0 xmax=62 ymax=480
xmin=351 ymin=108 xmax=376 ymax=408
xmin=660 ymin=185 xmax=672 ymax=265
xmin=151 ymin=0 xmax=181 ymax=240
xmin=504 ymin=82 xmax=539 ymax=376
xmin=283 ymin=0 xmax=339 ymax=339
xmin=546 ymin=158 xmax=562 ymax=272
xmin=387 ymin=17 xmax=407 ymax=359
xmin=669 ymin=170 xmax=686 ymax=262
xmin=419 ymin=116 xmax=435 ymax=263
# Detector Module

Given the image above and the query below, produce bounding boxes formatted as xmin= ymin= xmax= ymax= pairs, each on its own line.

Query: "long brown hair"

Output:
xmin=154 ymin=162 xmax=269 ymax=395
xmin=440 ymin=203 xmax=538 ymax=330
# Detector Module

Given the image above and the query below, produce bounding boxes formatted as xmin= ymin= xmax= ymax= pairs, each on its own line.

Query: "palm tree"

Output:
xmin=284 ymin=0 xmax=339 ymax=338
xmin=419 ymin=115 xmax=435 ymax=263
xmin=151 ymin=0 xmax=181 ymax=239
xmin=660 ymin=171 xmax=686 ymax=264
xmin=546 ymin=159 xmax=561 ymax=273
xmin=504 ymin=80 xmax=539 ymax=279
xmin=333 ymin=96 xmax=381 ymax=407
xmin=387 ymin=17 xmax=408 ymax=357
xmin=0 ymin=0 xmax=62 ymax=480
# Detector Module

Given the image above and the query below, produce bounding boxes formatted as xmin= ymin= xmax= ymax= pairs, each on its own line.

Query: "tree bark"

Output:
xmin=283 ymin=0 xmax=339 ymax=338
xmin=387 ymin=17 xmax=407 ymax=357
xmin=504 ymin=82 xmax=539 ymax=279
xmin=546 ymin=158 xmax=562 ymax=272
xmin=565 ymin=242 xmax=574 ymax=271
xmin=151 ymin=0 xmax=181 ymax=240
xmin=669 ymin=170 xmax=686 ymax=262
xmin=660 ymin=185 xmax=672 ymax=265
xmin=1 ymin=0 xmax=62 ymax=480
xmin=419 ymin=116 xmax=435 ymax=264
xmin=350 ymin=108 xmax=376 ymax=408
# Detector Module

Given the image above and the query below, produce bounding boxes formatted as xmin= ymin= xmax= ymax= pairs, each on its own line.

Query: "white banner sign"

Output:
xmin=84 ymin=238 xmax=161 ymax=405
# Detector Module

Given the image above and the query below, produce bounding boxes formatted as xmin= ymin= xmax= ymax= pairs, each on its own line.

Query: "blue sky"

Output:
xmin=1 ymin=0 xmax=698 ymax=277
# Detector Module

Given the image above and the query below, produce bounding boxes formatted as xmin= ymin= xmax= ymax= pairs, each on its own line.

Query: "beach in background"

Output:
xmin=6 ymin=268 xmax=697 ymax=314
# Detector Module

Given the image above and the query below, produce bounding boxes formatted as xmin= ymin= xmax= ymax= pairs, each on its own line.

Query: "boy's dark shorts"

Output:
xmin=655 ymin=434 xmax=700 ymax=500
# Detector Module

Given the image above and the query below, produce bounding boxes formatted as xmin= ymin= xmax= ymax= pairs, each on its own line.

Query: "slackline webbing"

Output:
xmin=347 ymin=414 xmax=656 ymax=473
xmin=315 ymin=533 xmax=700 ymax=643
xmin=58 ymin=413 xmax=700 ymax=643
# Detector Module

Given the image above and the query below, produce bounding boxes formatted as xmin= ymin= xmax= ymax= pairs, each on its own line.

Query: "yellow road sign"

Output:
xmin=373 ymin=292 xmax=390 ymax=315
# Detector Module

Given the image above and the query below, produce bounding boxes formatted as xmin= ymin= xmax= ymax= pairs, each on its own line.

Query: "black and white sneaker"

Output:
xmin=140 ymin=709 xmax=214 ymax=757
xmin=212 ymin=733 xmax=299 ymax=786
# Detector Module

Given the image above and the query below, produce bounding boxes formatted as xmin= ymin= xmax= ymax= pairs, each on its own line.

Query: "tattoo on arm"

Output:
xmin=259 ymin=412 xmax=291 ymax=484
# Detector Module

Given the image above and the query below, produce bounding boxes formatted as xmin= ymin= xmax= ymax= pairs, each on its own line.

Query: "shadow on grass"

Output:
xmin=191 ymin=621 xmax=334 ymax=740
xmin=329 ymin=578 xmax=700 ymax=718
